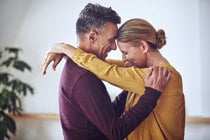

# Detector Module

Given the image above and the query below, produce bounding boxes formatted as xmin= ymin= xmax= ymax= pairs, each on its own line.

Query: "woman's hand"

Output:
xmin=41 ymin=43 xmax=76 ymax=75
xmin=41 ymin=53 xmax=64 ymax=75
xmin=48 ymin=43 xmax=66 ymax=54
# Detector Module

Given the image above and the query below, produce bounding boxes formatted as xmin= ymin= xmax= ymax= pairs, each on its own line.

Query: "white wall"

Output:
xmin=199 ymin=0 xmax=210 ymax=117
xmin=0 ymin=0 xmax=32 ymax=46
xmin=4 ymin=0 xmax=206 ymax=116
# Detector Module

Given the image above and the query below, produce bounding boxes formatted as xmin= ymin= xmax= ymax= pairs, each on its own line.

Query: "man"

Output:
xmin=41 ymin=3 xmax=170 ymax=140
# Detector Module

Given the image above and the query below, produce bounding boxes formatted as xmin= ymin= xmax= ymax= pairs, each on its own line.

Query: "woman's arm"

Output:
xmin=72 ymin=48 xmax=147 ymax=94
xmin=41 ymin=43 xmax=148 ymax=94
xmin=41 ymin=43 xmax=147 ymax=94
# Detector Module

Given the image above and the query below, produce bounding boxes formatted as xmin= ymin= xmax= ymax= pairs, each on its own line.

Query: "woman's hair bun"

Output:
xmin=156 ymin=29 xmax=166 ymax=49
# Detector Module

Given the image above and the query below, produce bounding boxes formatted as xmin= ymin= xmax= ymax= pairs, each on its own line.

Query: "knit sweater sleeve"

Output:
xmin=73 ymin=71 xmax=160 ymax=140
xmin=72 ymin=48 xmax=147 ymax=95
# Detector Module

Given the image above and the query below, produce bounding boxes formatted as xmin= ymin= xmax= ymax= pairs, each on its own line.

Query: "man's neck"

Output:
xmin=77 ymin=41 xmax=96 ymax=55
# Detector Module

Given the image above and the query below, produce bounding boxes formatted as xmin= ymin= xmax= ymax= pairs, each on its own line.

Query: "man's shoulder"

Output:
xmin=60 ymin=59 xmax=104 ymax=91
xmin=64 ymin=58 xmax=88 ymax=72
xmin=63 ymin=58 xmax=99 ymax=80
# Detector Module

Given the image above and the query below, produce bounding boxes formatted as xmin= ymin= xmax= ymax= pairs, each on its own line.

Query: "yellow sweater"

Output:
xmin=72 ymin=48 xmax=185 ymax=140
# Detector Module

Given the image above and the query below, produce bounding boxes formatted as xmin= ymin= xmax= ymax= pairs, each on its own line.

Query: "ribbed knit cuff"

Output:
xmin=144 ymin=87 xmax=161 ymax=100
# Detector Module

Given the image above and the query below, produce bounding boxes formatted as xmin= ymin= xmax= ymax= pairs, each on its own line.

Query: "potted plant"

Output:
xmin=0 ymin=47 xmax=34 ymax=139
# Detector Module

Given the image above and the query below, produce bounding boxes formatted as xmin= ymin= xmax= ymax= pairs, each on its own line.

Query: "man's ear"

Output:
xmin=140 ymin=40 xmax=149 ymax=53
xmin=88 ymin=31 xmax=97 ymax=43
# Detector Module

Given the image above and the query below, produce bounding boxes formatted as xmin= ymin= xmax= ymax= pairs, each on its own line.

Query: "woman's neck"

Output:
xmin=146 ymin=51 xmax=169 ymax=67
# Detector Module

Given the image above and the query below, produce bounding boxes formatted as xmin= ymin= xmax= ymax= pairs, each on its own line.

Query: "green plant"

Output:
xmin=0 ymin=47 xmax=34 ymax=139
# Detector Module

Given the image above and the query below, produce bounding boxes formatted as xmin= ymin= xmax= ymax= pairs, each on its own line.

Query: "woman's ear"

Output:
xmin=88 ymin=30 xmax=97 ymax=44
xmin=140 ymin=40 xmax=149 ymax=53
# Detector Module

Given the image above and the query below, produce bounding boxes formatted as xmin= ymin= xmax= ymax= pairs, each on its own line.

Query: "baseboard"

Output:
xmin=9 ymin=113 xmax=210 ymax=124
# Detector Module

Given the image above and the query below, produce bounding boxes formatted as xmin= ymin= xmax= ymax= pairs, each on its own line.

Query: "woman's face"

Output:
xmin=117 ymin=41 xmax=147 ymax=68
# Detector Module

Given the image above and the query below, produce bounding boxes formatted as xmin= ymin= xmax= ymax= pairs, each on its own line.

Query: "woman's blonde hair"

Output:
xmin=117 ymin=18 xmax=166 ymax=49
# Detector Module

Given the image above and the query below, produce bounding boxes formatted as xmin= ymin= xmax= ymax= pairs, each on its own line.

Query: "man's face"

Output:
xmin=93 ymin=22 xmax=118 ymax=60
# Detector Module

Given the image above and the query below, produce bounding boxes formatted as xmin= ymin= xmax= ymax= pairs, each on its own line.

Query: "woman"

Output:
xmin=41 ymin=18 xmax=185 ymax=140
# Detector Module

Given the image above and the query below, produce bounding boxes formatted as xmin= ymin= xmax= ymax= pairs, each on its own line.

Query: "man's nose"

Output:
xmin=122 ymin=54 xmax=127 ymax=62
xmin=111 ymin=43 xmax=117 ymax=50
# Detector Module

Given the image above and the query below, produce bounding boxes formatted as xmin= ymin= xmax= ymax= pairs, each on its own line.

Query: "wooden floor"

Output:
xmin=10 ymin=113 xmax=210 ymax=140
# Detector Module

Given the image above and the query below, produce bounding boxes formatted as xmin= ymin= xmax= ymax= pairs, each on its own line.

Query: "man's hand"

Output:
xmin=145 ymin=67 xmax=171 ymax=92
xmin=41 ymin=53 xmax=64 ymax=75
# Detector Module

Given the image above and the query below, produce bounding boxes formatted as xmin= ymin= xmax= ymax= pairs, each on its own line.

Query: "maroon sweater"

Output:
xmin=59 ymin=59 xmax=160 ymax=140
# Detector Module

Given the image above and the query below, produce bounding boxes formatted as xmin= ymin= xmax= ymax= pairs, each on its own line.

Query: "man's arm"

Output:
xmin=112 ymin=90 xmax=128 ymax=117
xmin=73 ymin=67 xmax=170 ymax=140
xmin=111 ymin=66 xmax=170 ymax=121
